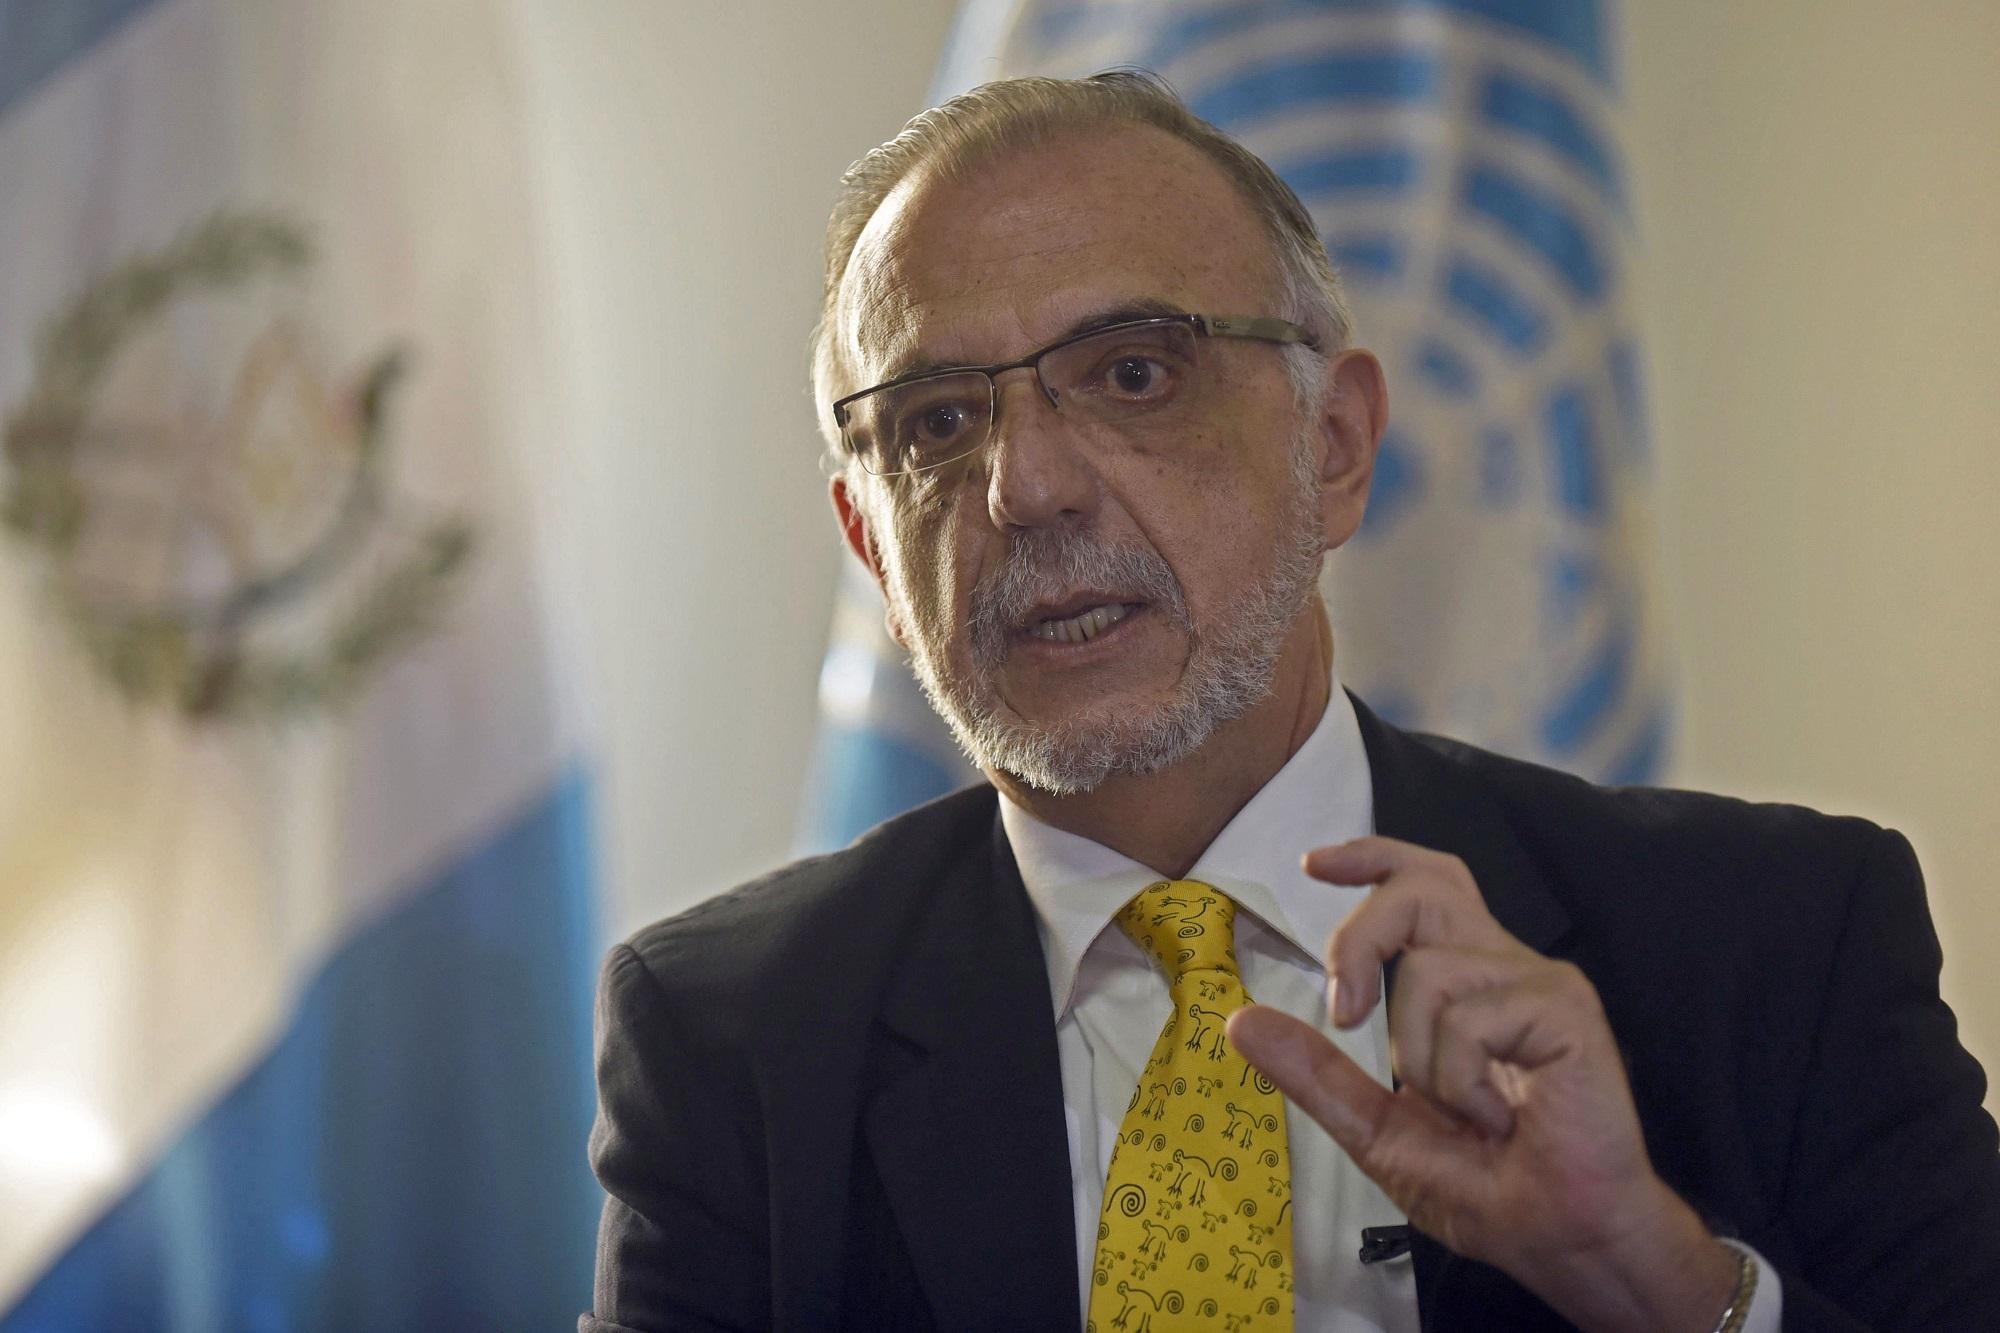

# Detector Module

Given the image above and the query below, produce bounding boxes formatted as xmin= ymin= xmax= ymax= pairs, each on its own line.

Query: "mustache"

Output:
xmin=966 ymin=527 xmax=1188 ymax=669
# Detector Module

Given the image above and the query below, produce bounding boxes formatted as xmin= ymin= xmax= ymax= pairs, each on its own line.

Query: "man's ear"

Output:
xmin=1315 ymin=348 xmax=1389 ymax=552
xmin=829 ymin=473 xmax=909 ymax=647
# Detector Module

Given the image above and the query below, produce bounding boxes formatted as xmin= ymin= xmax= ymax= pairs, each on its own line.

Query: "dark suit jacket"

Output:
xmin=581 ymin=695 xmax=2000 ymax=1331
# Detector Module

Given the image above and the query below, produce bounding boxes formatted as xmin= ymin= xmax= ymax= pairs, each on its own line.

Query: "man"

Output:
xmin=582 ymin=73 xmax=2000 ymax=1332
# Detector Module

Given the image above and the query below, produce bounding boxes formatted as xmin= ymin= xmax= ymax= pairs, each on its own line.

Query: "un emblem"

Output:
xmin=1 ymin=212 xmax=472 ymax=720
xmin=1014 ymin=0 xmax=1667 ymax=779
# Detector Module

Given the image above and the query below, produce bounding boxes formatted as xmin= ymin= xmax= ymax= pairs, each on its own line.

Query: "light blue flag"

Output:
xmin=800 ymin=0 xmax=1669 ymax=851
xmin=0 ymin=1 xmax=601 ymax=1327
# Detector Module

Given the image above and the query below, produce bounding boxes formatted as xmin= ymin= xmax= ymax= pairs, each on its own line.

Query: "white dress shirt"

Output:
xmin=998 ymin=679 xmax=1780 ymax=1331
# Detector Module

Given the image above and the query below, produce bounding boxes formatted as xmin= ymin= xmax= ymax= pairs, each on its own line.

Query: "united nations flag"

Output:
xmin=801 ymin=0 xmax=1667 ymax=850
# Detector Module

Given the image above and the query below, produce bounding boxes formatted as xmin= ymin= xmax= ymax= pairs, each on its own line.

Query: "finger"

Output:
xmin=1439 ymin=961 xmax=1604 ymax=1074
xmin=1428 ymin=994 xmax=1528 ymax=1139
xmin=1226 ymin=1004 xmax=1390 ymax=1157
xmin=1423 ymin=971 xmax=1600 ymax=1137
xmin=1323 ymin=867 xmax=1511 ymax=1028
xmin=1386 ymin=945 xmax=1540 ymax=1108
xmin=1303 ymin=835 xmax=1469 ymax=887
xmin=1231 ymin=1005 xmax=1491 ymax=1231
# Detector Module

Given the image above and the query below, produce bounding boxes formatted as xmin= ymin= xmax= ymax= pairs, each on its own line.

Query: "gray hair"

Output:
xmin=810 ymin=70 xmax=1352 ymax=469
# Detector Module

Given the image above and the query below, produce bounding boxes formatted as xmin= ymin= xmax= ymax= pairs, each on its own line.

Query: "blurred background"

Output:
xmin=2 ymin=0 xmax=1994 ymax=1327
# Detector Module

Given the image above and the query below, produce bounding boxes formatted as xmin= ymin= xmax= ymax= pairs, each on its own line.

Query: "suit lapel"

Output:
xmin=861 ymin=818 xmax=1081 ymax=1331
xmin=1351 ymin=691 xmax=1570 ymax=957
xmin=846 ymin=699 xmax=1576 ymax=1329
xmin=1350 ymin=691 xmax=1578 ymax=1329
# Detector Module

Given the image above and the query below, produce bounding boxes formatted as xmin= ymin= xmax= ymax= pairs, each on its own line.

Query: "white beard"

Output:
xmin=885 ymin=422 xmax=1327 ymax=796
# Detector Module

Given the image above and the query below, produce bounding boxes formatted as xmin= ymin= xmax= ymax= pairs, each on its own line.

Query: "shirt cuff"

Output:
xmin=1721 ymin=1238 xmax=1783 ymax=1333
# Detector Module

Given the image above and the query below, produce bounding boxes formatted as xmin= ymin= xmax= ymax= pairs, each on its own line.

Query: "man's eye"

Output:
xmin=1115 ymin=358 xmax=1154 ymax=392
xmin=1101 ymin=355 xmax=1175 ymax=398
xmin=912 ymin=402 xmax=973 ymax=443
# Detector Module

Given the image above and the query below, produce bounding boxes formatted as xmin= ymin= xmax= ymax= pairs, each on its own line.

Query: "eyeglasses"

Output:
xmin=831 ymin=313 xmax=1318 ymax=477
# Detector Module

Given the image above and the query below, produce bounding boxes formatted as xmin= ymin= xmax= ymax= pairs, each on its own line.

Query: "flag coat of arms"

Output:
xmin=0 ymin=2 xmax=602 ymax=1326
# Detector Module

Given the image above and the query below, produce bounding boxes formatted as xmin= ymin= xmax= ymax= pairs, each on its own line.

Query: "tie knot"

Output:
xmin=1116 ymin=880 xmax=1240 ymax=984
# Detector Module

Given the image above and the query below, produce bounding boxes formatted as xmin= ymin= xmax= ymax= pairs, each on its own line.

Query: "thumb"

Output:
xmin=1227 ymin=1004 xmax=1389 ymax=1157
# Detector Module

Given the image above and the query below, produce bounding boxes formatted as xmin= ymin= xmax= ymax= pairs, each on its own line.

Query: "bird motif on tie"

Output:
xmin=1087 ymin=881 xmax=1294 ymax=1332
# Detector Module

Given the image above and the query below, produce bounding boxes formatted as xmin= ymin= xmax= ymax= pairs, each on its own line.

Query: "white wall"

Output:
xmin=516 ymin=1 xmax=1997 ymax=1103
xmin=1627 ymin=0 xmax=2000 ymax=1105
xmin=511 ymin=0 xmax=962 ymax=934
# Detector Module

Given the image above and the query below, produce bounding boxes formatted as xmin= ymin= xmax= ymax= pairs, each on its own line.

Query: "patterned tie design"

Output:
xmin=1087 ymin=882 xmax=1294 ymax=1332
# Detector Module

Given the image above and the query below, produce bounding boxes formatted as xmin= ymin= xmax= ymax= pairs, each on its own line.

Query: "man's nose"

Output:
xmin=984 ymin=367 xmax=1100 ymax=532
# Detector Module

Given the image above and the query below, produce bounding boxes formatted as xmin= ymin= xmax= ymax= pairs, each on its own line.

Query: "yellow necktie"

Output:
xmin=1087 ymin=881 xmax=1294 ymax=1332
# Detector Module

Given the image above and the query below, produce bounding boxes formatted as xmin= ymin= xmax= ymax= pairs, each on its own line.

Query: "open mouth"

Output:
xmin=1023 ymin=600 xmax=1140 ymax=646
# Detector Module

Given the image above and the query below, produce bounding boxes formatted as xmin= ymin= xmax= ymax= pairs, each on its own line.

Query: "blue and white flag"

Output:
xmin=0 ymin=2 xmax=601 ymax=1327
xmin=800 ymin=0 xmax=1667 ymax=850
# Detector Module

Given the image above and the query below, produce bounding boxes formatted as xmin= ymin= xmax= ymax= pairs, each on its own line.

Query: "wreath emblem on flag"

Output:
xmin=1 ymin=211 xmax=473 ymax=719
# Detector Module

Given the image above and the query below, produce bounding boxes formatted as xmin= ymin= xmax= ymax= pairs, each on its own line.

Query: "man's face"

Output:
xmin=829 ymin=126 xmax=1359 ymax=794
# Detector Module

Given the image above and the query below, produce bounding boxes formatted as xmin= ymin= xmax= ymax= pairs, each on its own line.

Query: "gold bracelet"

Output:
xmin=1711 ymin=1241 xmax=1759 ymax=1333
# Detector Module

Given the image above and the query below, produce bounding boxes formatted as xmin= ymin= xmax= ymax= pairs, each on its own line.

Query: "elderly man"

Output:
xmin=582 ymin=73 xmax=1999 ymax=1332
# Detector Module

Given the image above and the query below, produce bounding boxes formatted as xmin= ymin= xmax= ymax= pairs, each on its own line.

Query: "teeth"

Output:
xmin=1030 ymin=602 xmax=1134 ymax=644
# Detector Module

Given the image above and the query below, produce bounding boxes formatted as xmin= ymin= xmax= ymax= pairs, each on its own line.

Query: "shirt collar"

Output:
xmin=1000 ymin=678 xmax=1376 ymax=1018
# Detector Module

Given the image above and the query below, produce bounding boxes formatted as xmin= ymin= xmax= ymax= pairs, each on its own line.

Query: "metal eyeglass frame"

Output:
xmin=830 ymin=312 xmax=1320 ymax=476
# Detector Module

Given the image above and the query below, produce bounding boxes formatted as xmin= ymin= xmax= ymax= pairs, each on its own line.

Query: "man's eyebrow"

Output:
xmin=1055 ymin=299 xmax=1189 ymax=341
xmin=877 ymin=299 xmax=1191 ymax=383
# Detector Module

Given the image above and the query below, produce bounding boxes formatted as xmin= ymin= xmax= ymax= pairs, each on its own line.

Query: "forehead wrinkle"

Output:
xmin=846 ymin=154 xmax=1142 ymax=344
xmin=836 ymin=126 xmax=1282 ymax=392
xmin=844 ymin=219 xmax=1094 ymax=387
xmin=831 ymin=170 xmax=930 ymax=400
xmin=847 ymin=244 xmax=1194 ymax=393
xmin=837 ymin=263 xmax=916 ymax=394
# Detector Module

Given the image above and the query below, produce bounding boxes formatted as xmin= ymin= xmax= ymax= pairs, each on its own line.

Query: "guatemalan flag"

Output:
xmin=799 ymin=0 xmax=1668 ymax=851
xmin=0 ymin=2 xmax=601 ymax=1328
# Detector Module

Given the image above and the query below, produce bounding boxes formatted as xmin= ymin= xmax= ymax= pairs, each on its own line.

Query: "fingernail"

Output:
xmin=1332 ymin=977 xmax=1354 ymax=1026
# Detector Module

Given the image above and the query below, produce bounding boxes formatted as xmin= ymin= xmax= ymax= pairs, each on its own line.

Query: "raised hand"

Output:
xmin=1226 ymin=836 xmax=1740 ymax=1333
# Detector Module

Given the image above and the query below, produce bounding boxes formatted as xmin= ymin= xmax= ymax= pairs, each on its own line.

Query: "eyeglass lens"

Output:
xmin=846 ymin=321 xmax=1206 ymax=476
